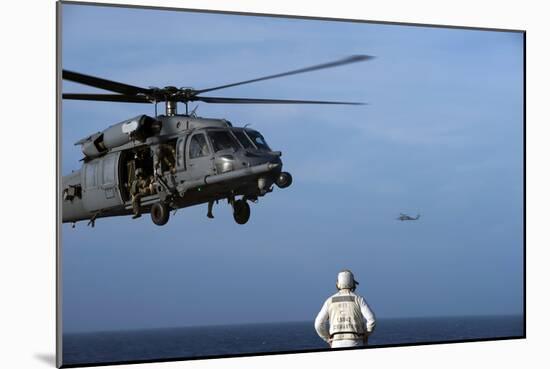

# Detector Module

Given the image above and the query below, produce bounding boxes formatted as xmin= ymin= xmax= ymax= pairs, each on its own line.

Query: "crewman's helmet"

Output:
xmin=135 ymin=168 xmax=143 ymax=177
xmin=336 ymin=269 xmax=359 ymax=291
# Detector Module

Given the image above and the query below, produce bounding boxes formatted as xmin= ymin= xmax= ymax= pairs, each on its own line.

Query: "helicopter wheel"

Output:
xmin=233 ymin=199 xmax=250 ymax=225
xmin=151 ymin=202 xmax=170 ymax=226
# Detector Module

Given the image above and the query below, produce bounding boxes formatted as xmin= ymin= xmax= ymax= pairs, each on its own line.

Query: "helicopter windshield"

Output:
xmin=208 ymin=130 xmax=241 ymax=153
xmin=232 ymin=130 xmax=255 ymax=149
xmin=245 ymin=130 xmax=271 ymax=151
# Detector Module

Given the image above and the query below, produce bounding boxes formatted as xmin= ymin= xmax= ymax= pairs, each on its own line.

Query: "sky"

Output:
xmin=61 ymin=3 xmax=524 ymax=333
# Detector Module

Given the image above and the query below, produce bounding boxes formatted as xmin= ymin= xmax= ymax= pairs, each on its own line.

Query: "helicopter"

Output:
xmin=397 ymin=213 xmax=421 ymax=221
xmin=61 ymin=55 xmax=373 ymax=227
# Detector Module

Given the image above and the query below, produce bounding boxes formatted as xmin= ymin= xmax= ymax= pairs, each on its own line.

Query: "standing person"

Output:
xmin=314 ymin=270 xmax=376 ymax=348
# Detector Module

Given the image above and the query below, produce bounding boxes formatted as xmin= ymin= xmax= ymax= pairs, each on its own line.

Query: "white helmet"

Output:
xmin=336 ymin=269 xmax=359 ymax=291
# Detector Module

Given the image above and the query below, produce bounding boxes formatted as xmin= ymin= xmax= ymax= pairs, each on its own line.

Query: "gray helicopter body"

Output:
xmin=397 ymin=213 xmax=421 ymax=221
xmin=62 ymin=114 xmax=288 ymax=226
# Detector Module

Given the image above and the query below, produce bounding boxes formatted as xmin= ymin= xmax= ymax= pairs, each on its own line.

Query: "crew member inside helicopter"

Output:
xmin=130 ymin=168 xmax=154 ymax=219
xmin=155 ymin=143 xmax=177 ymax=174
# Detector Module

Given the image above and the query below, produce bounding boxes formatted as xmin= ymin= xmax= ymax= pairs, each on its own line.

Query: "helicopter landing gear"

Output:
xmin=207 ymin=200 xmax=215 ymax=219
xmin=151 ymin=202 xmax=170 ymax=226
xmin=232 ymin=199 xmax=250 ymax=225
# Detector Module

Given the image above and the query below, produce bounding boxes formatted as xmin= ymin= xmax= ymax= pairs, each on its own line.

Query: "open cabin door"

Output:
xmin=81 ymin=152 xmax=124 ymax=212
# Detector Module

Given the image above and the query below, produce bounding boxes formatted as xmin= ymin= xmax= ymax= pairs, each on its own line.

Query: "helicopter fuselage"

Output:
xmin=62 ymin=114 xmax=292 ymax=226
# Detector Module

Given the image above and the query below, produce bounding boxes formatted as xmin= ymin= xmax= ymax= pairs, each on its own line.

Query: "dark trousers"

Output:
xmin=132 ymin=193 xmax=143 ymax=215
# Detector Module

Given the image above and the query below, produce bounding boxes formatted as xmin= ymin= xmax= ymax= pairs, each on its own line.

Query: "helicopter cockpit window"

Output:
xmin=245 ymin=130 xmax=271 ymax=151
xmin=208 ymin=131 xmax=240 ymax=153
xmin=233 ymin=130 xmax=254 ymax=149
xmin=189 ymin=134 xmax=210 ymax=159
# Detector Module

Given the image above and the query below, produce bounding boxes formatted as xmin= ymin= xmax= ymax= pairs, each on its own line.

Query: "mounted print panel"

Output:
xmin=57 ymin=1 xmax=525 ymax=367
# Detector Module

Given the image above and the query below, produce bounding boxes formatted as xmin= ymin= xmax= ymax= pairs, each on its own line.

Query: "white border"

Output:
xmin=1 ymin=1 xmax=546 ymax=369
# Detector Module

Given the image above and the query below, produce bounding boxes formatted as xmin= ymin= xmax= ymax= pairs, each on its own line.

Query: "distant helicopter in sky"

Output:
xmin=397 ymin=213 xmax=421 ymax=221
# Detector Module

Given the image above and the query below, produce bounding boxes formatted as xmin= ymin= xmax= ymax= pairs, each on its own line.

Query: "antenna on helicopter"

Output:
xmin=190 ymin=105 xmax=199 ymax=117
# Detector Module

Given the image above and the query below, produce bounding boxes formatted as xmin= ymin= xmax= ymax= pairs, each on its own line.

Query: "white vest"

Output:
xmin=328 ymin=292 xmax=365 ymax=336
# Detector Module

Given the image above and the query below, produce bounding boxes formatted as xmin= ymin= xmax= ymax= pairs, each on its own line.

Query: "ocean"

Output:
xmin=63 ymin=315 xmax=524 ymax=366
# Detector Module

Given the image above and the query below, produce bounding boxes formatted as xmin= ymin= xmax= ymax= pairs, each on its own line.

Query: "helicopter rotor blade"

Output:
xmin=63 ymin=93 xmax=152 ymax=103
xmin=195 ymin=55 xmax=374 ymax=94
xmin=63 ymin=70 xmax=151 ymax=96
xmin=192 ymin=96 xmax=365 ymax=105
